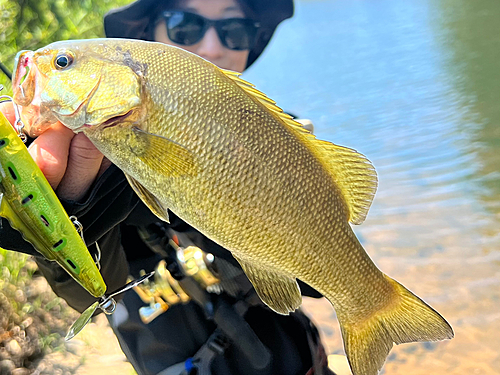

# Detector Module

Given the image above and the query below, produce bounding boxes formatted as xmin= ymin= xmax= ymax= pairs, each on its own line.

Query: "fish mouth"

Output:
xmin=13 ymin=51 xmax=36 ymax=106
xmin=12 ymin=50 xmax=55 ymax=136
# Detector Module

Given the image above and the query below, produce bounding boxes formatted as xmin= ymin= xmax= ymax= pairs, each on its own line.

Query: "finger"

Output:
xmin=56 ymin=132 xmax=104 ymax=201
xmin=28 ymin=122 xmax=74 ymax=190
xmin=98 ymin=157 xmax=113 ymax=178
xmin=0 ymin=101 xmax=17 ymax=125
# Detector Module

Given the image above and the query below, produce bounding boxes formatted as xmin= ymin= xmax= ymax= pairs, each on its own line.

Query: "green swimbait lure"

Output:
xmin=0 ymin=107 xmax=106 ymax=298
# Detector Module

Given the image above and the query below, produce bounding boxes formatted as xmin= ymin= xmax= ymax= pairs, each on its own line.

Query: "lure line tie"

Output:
xmin=0 ymin=88 xmax=27 ymax=143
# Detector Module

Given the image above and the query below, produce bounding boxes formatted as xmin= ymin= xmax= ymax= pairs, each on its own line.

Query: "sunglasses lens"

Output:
xmin=217 ymin=19 xmax=258 ymax=50
xmin=164 ymin=12 xmax=205 ymax=46
xmin=162 ymin=12 xmax=259 ymax=51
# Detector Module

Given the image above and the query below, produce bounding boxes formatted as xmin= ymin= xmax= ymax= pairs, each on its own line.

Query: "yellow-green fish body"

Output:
xmin=0 ymin=111 xmax=105 ymax=298
xmin=12 ymin=39 xmax=453 ymax=375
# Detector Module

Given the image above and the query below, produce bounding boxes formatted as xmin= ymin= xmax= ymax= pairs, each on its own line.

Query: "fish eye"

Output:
xmin=54 ymin=53 xmax=74 ymax=70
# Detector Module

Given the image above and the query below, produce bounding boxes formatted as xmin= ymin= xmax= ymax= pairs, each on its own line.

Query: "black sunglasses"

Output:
xmin=159 ymin=11 xmax=260 ymax=51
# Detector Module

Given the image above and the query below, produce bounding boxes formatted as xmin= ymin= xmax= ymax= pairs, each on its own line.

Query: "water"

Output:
xmin=245 ymin=0 xmax=500 ymax=373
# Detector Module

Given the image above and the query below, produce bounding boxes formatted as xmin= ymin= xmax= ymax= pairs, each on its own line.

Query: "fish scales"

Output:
xmin=119 ymin=44 xmax=370 ymax=299
xmin=12 ymin=39 xmax=453 ymax=375
xmin=139 ymin=44 xmax=388 ymax=315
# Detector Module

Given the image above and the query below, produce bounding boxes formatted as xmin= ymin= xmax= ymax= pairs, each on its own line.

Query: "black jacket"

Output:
xmin=1 ymin=162 xmax=331 ymax=375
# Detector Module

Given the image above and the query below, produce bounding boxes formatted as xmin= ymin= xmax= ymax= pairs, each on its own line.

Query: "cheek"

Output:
xmin=154 ymin=22 xmax=173 ymax=45
xmin=226 ymin=50 xmax=250 ymax=73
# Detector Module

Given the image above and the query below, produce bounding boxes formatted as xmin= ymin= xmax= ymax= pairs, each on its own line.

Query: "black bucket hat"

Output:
xmin=104 ymin=0 xmax=294 ymax=69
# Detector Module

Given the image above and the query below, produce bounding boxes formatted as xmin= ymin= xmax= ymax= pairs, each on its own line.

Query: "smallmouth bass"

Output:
xmin=0 ymin=110 xmax=105 ymax=298
xmin=12 ymin=39 xmax=453 ymax=375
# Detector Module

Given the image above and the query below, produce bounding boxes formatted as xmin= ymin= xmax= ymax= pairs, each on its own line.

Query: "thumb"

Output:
xmin=28 ymin=122 xmax=74 ymax=190
xmin=0 ymin=101 xmax=17 ymax=125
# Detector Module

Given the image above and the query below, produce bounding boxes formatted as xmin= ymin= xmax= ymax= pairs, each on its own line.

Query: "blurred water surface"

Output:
xmin=245 ymin=0 xmax=500 ymax=373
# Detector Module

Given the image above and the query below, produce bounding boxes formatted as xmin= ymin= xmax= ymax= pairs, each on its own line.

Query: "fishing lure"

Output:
xmin=0 ymin=92 xmax=106 ymax=298
xmin=1 ymin=88 xmax=154 ymax=339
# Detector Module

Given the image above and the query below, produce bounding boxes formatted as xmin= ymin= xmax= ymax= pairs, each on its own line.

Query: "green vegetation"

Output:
xmin=0 ymin=0 xmax=130 ymax=372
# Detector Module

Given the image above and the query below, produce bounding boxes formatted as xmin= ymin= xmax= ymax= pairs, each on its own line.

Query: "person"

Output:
xmin=0 ymin=0 xmax=333 ymax=374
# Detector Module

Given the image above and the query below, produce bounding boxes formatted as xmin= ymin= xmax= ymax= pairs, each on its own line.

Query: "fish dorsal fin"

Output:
xmin=222 ymin=69 xmax=378 ymax=224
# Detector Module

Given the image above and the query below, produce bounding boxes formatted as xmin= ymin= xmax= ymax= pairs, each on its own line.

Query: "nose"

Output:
xmin=195 ymin=27 xmax=225 ymax=63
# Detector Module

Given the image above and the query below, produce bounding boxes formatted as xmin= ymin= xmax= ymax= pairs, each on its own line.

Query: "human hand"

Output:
xmin=0 ymin=101 xmax=111 ymax=201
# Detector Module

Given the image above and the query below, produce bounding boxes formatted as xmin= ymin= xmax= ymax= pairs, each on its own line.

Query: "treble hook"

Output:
xmin=70 ymin=215 xmax=102 ymax=271
xmin=66 ymin=271 xmax=155 ymax=340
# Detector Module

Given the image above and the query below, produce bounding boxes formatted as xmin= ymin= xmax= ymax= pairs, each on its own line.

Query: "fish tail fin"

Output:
xmin=332 ymin=275 xmax=454 ymax=375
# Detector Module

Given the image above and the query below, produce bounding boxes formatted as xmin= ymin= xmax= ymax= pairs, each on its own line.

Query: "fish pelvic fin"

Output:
xmin=221 ymin=69 xmax=377 ymax=225
xmin=334 ymin=276 xmax=454 ymax=375
xmin=124 ymin=173 xmax=170 ymax=223
xmin=234 ymin=254 xmax=302 ymax=315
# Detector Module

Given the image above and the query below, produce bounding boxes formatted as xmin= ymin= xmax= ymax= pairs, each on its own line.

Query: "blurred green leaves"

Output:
xmin=0 ymin=0 xmax=132 ymax=366
xmin=0 ymin=0 xmax=130 ymax=93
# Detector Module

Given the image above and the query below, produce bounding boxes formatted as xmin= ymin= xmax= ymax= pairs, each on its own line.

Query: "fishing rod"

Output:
xmin=0 ymin=61 xmax=12 ymax=81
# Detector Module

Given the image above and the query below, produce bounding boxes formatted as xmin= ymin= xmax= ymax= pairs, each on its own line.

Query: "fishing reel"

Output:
xmin=133 ymin=242 xmax=220 ymax=324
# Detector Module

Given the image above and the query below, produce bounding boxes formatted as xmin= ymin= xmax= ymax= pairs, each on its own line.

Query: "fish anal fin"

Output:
xmin=234 ymin=254 xmax=302 ymax=315
xmin=132 ymin=127 xmax=198 ymax=178
xmin=334 ymin=276 xmax=454 ymax=375
xmin=221 ymin=69 xmax=377 ymax=225
xmin=124 ymin=174 xmax=170 ymax=223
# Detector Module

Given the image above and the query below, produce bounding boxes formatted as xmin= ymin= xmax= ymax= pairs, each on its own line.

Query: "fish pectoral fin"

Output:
xmin=0 ymin=194 xmax=55 ymax=260
xmin=124 ymin=173 xmax=170 ymax=223
xmin=132 ymin=127 xmax=198 ymax=178
xmin=333 ymin=275 xmax=454 ymax=375
xmin=234 ymin=255 xmax=302 ymax=315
